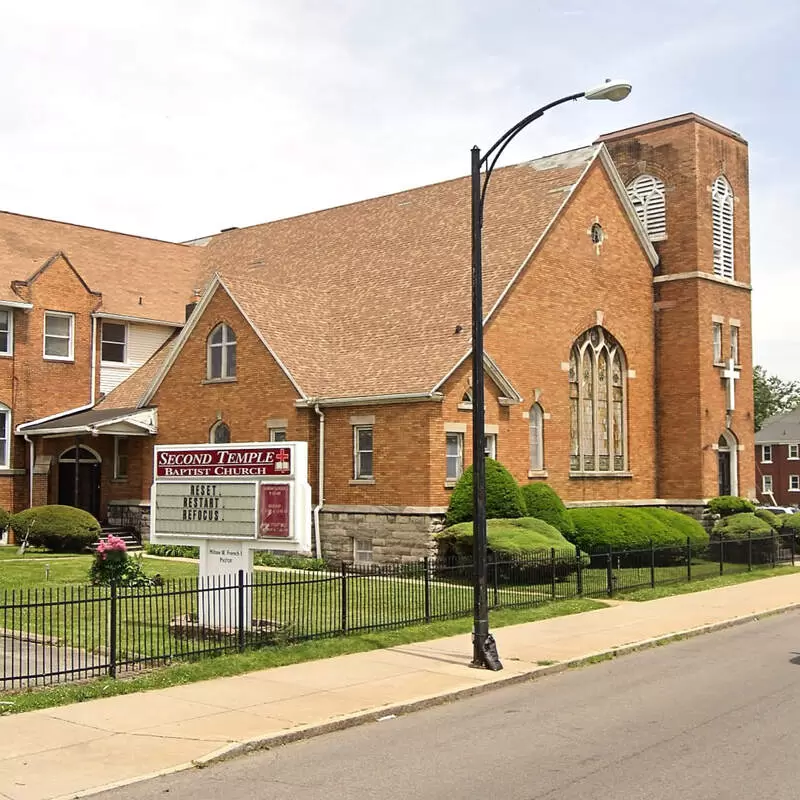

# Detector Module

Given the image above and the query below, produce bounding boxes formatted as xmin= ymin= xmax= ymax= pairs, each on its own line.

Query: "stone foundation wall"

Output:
xmin=319 ymin=506 xmax=447 ymax=564
xmin=107 ymin=502 xmax=151 ymax=540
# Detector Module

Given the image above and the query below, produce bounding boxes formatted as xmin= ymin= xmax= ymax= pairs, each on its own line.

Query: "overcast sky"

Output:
xmin=1 ymin=1 xmax=797 ymax=377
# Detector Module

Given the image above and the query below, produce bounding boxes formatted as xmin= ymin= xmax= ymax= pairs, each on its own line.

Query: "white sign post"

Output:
xmin=150 ymin=442 xmax=312 ymax=630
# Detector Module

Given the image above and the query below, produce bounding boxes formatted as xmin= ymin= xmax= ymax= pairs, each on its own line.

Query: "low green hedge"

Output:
xmin=712 ymin=512 xmax=772 ymax=539
xmin=11 ymin=505 xmax=101 ymax=553
xmin=0 ymin=507 xmax=10 ymax=531
xmin=144 ymin=543 xmax=200 ymax=559
xmin=754 ymin=508 xmax=783 ymax=531
xmin=707 ymin=496 xmax=756 ymax=517
xmin=445 ymin=459 xmax=526 ymax=525
xmin=519 ymin=483 xmax=575 ymax=537
xmin=780 ymin=514 xmax=800 ymax=534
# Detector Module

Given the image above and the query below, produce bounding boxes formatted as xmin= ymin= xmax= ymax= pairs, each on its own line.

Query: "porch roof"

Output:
xmin=18 ymin=407 xmax=157 ymax=437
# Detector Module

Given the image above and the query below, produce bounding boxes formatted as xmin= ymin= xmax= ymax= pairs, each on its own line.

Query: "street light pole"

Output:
xmin=470 ymin=80 xmax=632 ymax=670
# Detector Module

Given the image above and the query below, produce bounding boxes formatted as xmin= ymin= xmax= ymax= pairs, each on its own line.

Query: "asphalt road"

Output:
xmin=97 ymin=611 xmax=800 ymax=799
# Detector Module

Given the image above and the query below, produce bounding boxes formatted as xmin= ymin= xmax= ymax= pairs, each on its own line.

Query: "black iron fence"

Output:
xmin=1 ymin=532 xmax=797 ymax=689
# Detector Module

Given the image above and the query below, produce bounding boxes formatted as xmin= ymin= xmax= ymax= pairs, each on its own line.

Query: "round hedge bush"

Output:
xmin=11 ymin=505 xmax=101 ymax=553
xmin=780 ymin=514 xmax=800 ymax=534
xmin=707 ymin=496 xmax=756 ymax=518
xmin=754 ymin=508 xmax=783 ymax=531
xmin=712 ymin=512 xmax=771 ymax=539
xmin=519 ymin=483 xmax=575 ymax=537
xmin=445 ymin=459 xmax=526 ymax=526
xmin=0 ymin=506 xmax=11 ymax=531
xmin=567 ymin=506 xmax=709 ymax=552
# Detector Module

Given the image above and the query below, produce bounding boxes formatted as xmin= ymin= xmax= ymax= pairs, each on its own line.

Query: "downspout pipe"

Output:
xmin=23 ymin=434 xmax=34 ymax=508
xmin=313 ymin=403 xmax=324 ymax=559
xmin=90 ymin=316 xmax=98 ymax=405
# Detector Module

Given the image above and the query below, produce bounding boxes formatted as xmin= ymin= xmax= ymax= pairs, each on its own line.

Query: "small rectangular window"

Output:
xmin=446 ymin=432 xmax=464 ymax=482
xmin=763 ymin=474 xmax=773 ymax=494
xmin=485 ymin=433 xmax=497 ymax=460
xmin=44 ymin=312 xmax=74 ymax=360
xmin=0 ymin=408 xmax=9 ymax=467
xmin=712 ymin=322 xmax=723 ymax=364
xmin=353 ymin=425 xmax=373 ymax=479
xmin=270 ymin=428 xmax=288 ymax=442
xmin=114 ymin=437 xmax=129 ymax=479
xmin=730 ymin=325 xmax=739 ymax=365
xmin=790 ymin=475 xmax=800 ymax=492
xmin=762 ymin=445 xmax=773 ymax=464
xmin=0 ymin=309 xmax=12 ymax=356
xmin=101 ymin=322 xmax=127 ymax=363
xmin=353 ymin=538 xmax=373 ymax=564
xmin=789 ymin=444 xmax=799 ymax=460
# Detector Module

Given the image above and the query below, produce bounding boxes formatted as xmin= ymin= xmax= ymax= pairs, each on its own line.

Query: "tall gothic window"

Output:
xmin=626 ymin=174 xmax=666 ymax=241
xmin=207 ymin=323 xmax=237 ymax=380
xmin=210 ymin=421 xmax=231 ymax=444
xmin=529 ymin=403 xmax=544 ymax=472
xmin=569 ymin=327 xmax=628 ymax=473
xmin=712 ymin=175 xmax=734 ymax=279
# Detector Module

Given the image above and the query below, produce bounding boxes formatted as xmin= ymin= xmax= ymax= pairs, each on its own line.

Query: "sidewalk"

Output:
xmin=3 ymin=572 xmax=800 ymax=800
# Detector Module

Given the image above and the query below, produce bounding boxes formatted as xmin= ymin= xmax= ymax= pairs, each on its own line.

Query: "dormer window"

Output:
xmin=626 ymin=174 xmax=666 ymax=241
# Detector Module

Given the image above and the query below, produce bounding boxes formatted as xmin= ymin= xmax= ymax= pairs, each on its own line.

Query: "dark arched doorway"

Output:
xmin=58 ymin=445 xmax=101 ymax=518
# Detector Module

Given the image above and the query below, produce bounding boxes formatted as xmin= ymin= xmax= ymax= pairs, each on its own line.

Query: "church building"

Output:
xmin=4 ymin=112 xmax=755 ymax=563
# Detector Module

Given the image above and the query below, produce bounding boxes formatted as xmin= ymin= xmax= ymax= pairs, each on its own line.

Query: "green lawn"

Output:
xmin=0 ymin=546 xmax=80 ymax=561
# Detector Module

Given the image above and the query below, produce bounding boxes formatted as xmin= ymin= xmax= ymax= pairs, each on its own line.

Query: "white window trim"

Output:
xmin=789 ymin=444 xmax=800 ymax=461
xmin=43 ymin=311 xmax=75 ymax=361
xmin=269 ymin=428 xmax=288 ymax=442
xmin=209 ymin=420 xmax=231 ymax=444
xmin=353 ymin=538 xmax=374 ymax=564
xmin=113 ymin=437 xmax=129 ymax=479
xmin=790 ymin=475 xmax=800 ymax=492
xmin=529 ymin=403 xmax=544 ymax=472
xmin=485 ymin=432 xmax=497 ymax=460
xmin=762 ymin=474 xmax=773 ymax=493
xmin=761 ymin=445 xmax=773 ymax=464
xmin=712 ymin=321 xmax=723 ymax=365
xmin=0 ymin=405 xmax=10 ymax=468
xmin=100 ymin=321 xmax=128 ymax=365
xmin=353 ymin=424 xmax=374 ymax=480
xmin=206 ymin=323 xmax=237 ymax=381
xmin=445 ymin=431 xmax=464 ymax=485
xmin=0 ymin=308 xmax=13 ymax=357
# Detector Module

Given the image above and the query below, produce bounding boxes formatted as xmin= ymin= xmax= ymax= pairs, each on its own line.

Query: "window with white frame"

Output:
xmin=762 ymin=474 xmax=773 ymax=494
xmin=353 ymin=538 xmax=373 ymax=564
xmin=0 ymin=405 xmax=9 ymax=467
xmin=485 ymin=433 xmax=497 ymax=460
xmin=790 ymin=475 xmax=800 ymax=492
xmin=353 ymin=425 xmax=373 ymax=480
xmin=0 ymin=309 xmax=13 ymax=356
xmin=712 ymin=322 xmax=723 ymax=364
xmin=569 ymin=327 xmax=628 ymax=472
xmin=626 ymin=174 xmax=667 ymax=241
xmin=529 ymin=403 xmax=544 ymax=471
xmin=730 ymin=325 xmax=739 ymax=365
xmin=762 ymin=444 xmax=773 ymax=463
xmin=210 ymin=421 xmax=231 ymax=444
xmin=270 ymin=428 xmax=287 ymax=442
xmin=207 ymin=323 xmax=236 ymax=380
xmin=43 ymin=312 xmax=74 ymax=360
xmin=789 ymin=444 xmax=800 ymax=460
xmin=101 ymin=321 xmax=127 ymax=363
xmin=446 ymin=432 xmax=464 ymax=482
xmin=114 ymin=437 xmax=129 ymax=479
xmin=712 ymin=175 xmax=734 ymax=279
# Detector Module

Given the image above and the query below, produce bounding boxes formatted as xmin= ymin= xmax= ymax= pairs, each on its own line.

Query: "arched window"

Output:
xmin=569 ymin=327 xmax=627 ymax=473
xmin=207 ymin=324 xmax=236 ymax=380
xmin=712 ymin=176 xmax=734 ymax=279
xmin=529 ymin=403 xmax=544 ymax=472
xmin=626 ymin=174 xmax=666 ymax=241
xmin=210 ymin=421 xmax=231 ymax=444
xmin=0 ymin=403 xmax=9 ymax=468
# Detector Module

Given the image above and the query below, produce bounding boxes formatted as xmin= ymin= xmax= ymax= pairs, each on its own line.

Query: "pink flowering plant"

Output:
xmin=89 ymin=534 xmax=152 ymax=586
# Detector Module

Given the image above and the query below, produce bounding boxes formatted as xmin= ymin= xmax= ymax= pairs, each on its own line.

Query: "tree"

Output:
xmin=753 ymin=365 xmax=800 ymax=431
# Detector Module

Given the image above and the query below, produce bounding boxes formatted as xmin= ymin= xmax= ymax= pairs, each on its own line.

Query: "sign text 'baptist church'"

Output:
xmin=156 ymin=446 xmax=292 ymax=479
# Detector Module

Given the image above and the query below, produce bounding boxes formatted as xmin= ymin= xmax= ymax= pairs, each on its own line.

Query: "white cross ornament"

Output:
xmin=722 ymin=357 xmax=740 ymax=411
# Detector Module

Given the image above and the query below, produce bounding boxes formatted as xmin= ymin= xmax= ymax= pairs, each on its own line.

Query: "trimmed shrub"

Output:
xmin=144 ymin=543 xmax=200 ymax=559
xmin=780 ymin=514 xmax=800 ymax=534
xmin=445 ymin=460 xmax=526 ymax=526
xmin=754 ymin=508 xmax=783 ymax=531
xmin=712 ymin=512 xmax=771 ymax=539
xmin=707 ymin=496 xmax=756 ymax=518
xmin=11 ymin=505 xmax=100 ymax=553
xmin=639 ymin=508 xmax=708 ymax=543
xmin=0 ymin=507 xmax=10 ymax=531
xmin=253 ymin=552 xmax=326 ymax=571
xmin=712 ymin=512 xmax=776 ymax=564
xmin=519 ymin=483 xmax=575 ymax=537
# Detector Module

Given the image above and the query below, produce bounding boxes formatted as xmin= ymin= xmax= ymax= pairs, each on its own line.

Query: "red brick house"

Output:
xmin=9 ymin=112 xmax=756 ymax=562
xmin=755 ymin=409 xmax=800 ymax=508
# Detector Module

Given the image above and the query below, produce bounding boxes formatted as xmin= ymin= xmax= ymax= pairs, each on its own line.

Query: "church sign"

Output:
xmin=156 ymin=445 xmax=292 ymax=478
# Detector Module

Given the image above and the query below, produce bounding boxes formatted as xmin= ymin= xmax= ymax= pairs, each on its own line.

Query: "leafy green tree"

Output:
xmin=753 ymin=365 xmax=800 ymax=431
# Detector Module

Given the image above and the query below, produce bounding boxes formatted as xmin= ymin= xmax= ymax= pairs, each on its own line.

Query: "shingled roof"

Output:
xmin=175 ymin=145 xmax=607 ymax=400
xmin=0 ymin=211 xmax=203 ymax=324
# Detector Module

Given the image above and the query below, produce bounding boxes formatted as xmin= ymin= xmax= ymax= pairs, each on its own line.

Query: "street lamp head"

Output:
xmin=583 ymin=80 xmax=632 ymax=102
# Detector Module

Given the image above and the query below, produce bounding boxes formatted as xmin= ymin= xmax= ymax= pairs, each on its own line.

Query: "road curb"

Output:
xmin=57 ymin=601 xmax=800 ymax=799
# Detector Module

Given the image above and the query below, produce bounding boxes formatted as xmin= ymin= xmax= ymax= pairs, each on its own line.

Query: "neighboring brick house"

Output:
xmin=755 ymin=409 xmax=800 ymax=507
xmin=10 ymin=112 xmax=757 ymax=563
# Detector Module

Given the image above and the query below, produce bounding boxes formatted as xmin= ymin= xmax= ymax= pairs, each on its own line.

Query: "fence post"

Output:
xmin=748 ymin=531 xmax=753 ymax=572
xmin=237 ymin=569 xmax=245 ymax=653
xmin=423 ymin=557 xmax=432 ymax=622
xmin=606 ymin=546 xmax=614 ymax=597
xmin=719 ymin=534 xmax=724 ymax=576
xmin=340 ymin=561 xmax=348 ymax=634
xmin=650 ymin=540 xmax=656 ymax=588
xmin=793 ymin=531 xmax=796 ymax=567
xmin=576 ymin=546 xmax=583 ymax=596
xmin=109 ymin=581 xmax=117 ymax=679
xmin=550 ymin=548 xmax=557 ymax=600
xmin=491 ymin=555 xmax=499 ymax=608
xmin=686 ymin=537 xmax=692 ymax=582
xmin=771 ymin=529 xmax=776 ymax=568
